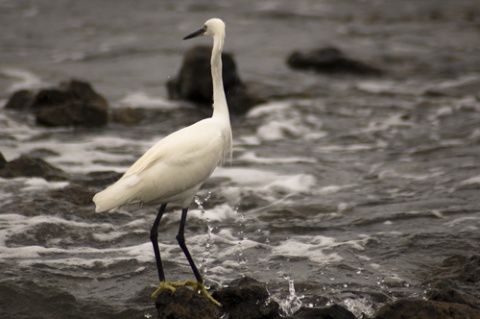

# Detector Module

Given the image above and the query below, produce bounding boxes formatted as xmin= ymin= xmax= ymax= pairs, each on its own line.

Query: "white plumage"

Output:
xmin=92 ymin=18 xmax=231 ymax=306
xmin=93 ymin=18 xmax=232 ymax=213
xmin=93 ymin=117 xmax=231 ymax=212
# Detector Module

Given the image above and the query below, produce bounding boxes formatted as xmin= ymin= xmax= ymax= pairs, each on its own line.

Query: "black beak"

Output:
xmin=183 ymin=26 xmax=206 ymax=40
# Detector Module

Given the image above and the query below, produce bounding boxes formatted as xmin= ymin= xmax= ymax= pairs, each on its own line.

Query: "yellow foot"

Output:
xmin=180 ymin=280 xmax=222 ymax=307
xmin=151 ymin=281 xmax=186 ymax=299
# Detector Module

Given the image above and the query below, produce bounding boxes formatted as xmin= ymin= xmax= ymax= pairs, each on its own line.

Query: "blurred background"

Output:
xmin=1 ymin=0 xmax=480 ymax=318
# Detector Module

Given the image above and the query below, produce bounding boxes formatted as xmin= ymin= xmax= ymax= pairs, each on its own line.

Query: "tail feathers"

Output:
xmin=93 ymin=175 xmax=142 ymax=213
xmin=93 ymin=189 xmax=120 ymax=213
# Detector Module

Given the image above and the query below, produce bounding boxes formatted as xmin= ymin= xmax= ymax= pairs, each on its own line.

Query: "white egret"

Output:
xmin=93 ymin=18 xmax=232 ymax=306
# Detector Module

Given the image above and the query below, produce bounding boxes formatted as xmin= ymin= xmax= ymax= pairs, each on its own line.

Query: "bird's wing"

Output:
xmin=93 ymin=119 xmax=227 ymax=211
xmin=122 ymin=119 xmax=225 ymax=178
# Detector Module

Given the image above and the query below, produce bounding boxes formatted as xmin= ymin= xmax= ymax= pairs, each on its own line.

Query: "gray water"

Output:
xmin=1 ymin=0 xmax=480 ymax=318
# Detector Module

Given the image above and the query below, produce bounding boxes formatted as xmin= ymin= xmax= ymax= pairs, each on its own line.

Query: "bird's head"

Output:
xmin=183 ymin=18 xmax=225 ymax=40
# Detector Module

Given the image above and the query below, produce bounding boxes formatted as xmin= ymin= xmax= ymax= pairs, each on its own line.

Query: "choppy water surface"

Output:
xmin=1 ymin=0 xmax=480 ymax=318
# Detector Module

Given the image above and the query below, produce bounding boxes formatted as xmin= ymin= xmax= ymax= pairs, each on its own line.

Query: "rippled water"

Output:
xmin=1 ymin=0 xmax=480 ymax=318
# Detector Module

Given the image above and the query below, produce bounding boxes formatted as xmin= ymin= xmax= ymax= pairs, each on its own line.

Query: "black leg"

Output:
xmin=176 ymin=208 xmax=203 ymax=283
xmin=150 ymin=204 xmax=167 ymax=282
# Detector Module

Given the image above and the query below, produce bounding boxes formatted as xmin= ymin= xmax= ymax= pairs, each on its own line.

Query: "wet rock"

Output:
xmin=155 ymin=286 xmax=220 ymax=319
xmin=428 ymin=288 xmax=480 ymax=311
xmin=373 ymin=298 xmax=480 ymax=319
xmin=154 ymin=277 xmax=357 ymax=319
xmin=213 ymin=277 xmax=281 ymax=319
xmin=49 ymin=184 xmax=96 ymax=206
xmin=0 ymin=152 xmax=6 ymax=169
xmin=425 ymin=254 xmax=480 ymax=311
xmin=79 ymin=171 xmax=123 ymax=188
xmin=373 ymin=255 xmax=480 ymax=319
xmin=33 ymin=80 xmax=109 ymax=127
xmin=287 ymin=47 xmax=383 ymax=75
xmin=110 ymin=107 xmax=144 ymax=125
xmin=4 ymin=79 xmax=109 ymax=127
xmin=427 ymin=255 xmax=480 ymax=297
xmin=154 ymin=277 xmax=280 ymax=319
xmin=0 ymin=154 xmax=66 ymax=181
xmin=167 ymin=45 xmax=265 ymax=114
xmin=4 ymin=89 xmax=35 ymax=110
xmin=290 ymin=305 xmax=356 ymax=319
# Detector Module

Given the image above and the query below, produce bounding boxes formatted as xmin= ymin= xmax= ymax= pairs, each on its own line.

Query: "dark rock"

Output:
xmin=4 ymin=89 xmax=35 ymax=110
xmin=373 ymin=255 xmax=480 ymax=319
xmin=80 ymin=171 xmax=123 ymax=188
xmin=428 ymin=288 xmax=480 ymax=311
xmin=430 ymin=255 xmax=480 ymax=286
xmin=290 ymin=305 xmax=356 ymax=319
xmin=167 ymin=45 xmax=265 ymax=114
xmin=32 ymin=88 xmax=72 ymax=110
xmin=49 ymin=184 xmax=96 ymax=206
xmin=373 ymin=298 xmax=480 ymax=319
xmin=4 ymin=79 xmax=109 ymax=127
xmin=0 ymin=152 xmax=6 ymax=169
xmin=213 ymin=277 xmax=281 ymax=319
xmin=424 ymin=254 xmax=480 ymax=312
xmin=155 ymin=286 xmax=220 ymax=319
xmin=110 ymin=107 xmax=144 ymax=125
xmin=287 ymin=47 xmax=383 ymax=75
xmin=426 ymin=254 xmax=480 ymax=300
xmin=153 ymin=277 xmax=359 ymax=319
xmin=33 ymin=80 xmax=109 ymax=127
xmin=0 ymin=154 xmax=66 ymax=181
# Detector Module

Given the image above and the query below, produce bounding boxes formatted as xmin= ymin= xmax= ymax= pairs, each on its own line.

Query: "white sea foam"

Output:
xmin=317 ymin=143 xmax=380 ymax=153
xmin=237 ymin=135 xmax=261 ymax=146
xmin=271 ymin=236 xmax=342 ymax=264
xmin=21 ymin=178 xmax=69 ymax=191
xmin=246 ymin=100 xmax=325 ymax=142
xmin=118 ymin=91 xmax=185 ymax=109
xmin=92 ymin=231 xmax=128 ymax=242
xmin=246 ymin=101 xmax=291 ymax=118
xmin=265 ymin=174 xmax=316 ymax=193
xmin=213 ymin=167 xmax=278 ymax=186
xmin=188 ymin=204 xmax=238 ymax=222
xmin=0 ymin=68 xmax=44 ymax=92
xmin=0 ymin=214 xmax=109 ymax=258
xmin=256 ymin=120 xmax=300 ymax=141
xmin=318 ymin=185 xmax=347 ymax=195
xmin=0 ymin=208 xmax=198 ymax=269
xmin=213 ymin=167 xmax=316 ymax=194
xmin=427 ymin=75 xmax=480 ymax=92
xmin=459 ymin=175 xmax=480 ymax=186
xmin=444 ymin=216 xmax=480 ymax=228
xmin=237 ymin=151 xmax=317 ymax=164
xmin=377 ymin=170 xmax=439 ymax=181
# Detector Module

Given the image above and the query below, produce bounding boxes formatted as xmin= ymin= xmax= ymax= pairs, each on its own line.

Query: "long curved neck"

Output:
xmin=211 ymin=33 xmax=229 ymax=120
xmin=210 ymin=31 xmax=232 ymax=161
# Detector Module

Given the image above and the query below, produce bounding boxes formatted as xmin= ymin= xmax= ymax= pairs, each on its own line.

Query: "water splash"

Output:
xmin=343 ymin=297 xmax=376 ymax=318
xmin=234 ymin=204 xmax=249 ymax=276
xmin=272 ymin=274 xmax=304 ymax=317
xmin=194 ymin=193 xmax=214 ymax=279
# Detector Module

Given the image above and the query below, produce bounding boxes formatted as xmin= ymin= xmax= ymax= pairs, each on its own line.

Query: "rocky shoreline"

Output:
xmin=154 ymin=255 xmax=480 ymax=319
xmin=0 ymin=152 xmax=479 ymax=318
xmin=2 ymin=36 xmax=480 ymax=318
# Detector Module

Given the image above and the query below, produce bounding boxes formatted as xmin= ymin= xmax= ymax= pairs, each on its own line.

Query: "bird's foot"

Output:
xmin=181 ymin=280 xmax=222 ymax=307
xmin=151 ymin=281 xmax=186 ymax=299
